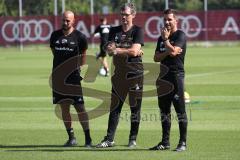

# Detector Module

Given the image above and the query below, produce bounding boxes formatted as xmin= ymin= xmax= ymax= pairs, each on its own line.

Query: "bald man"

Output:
xmin=50 ymin=11 xmax=92 ymax=147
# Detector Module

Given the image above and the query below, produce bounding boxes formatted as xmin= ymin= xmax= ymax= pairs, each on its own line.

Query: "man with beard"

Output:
xmin=50 ymin=11 xmax=92 ymax=147
xmin=149 ymin=9 xmax=188 ymax=152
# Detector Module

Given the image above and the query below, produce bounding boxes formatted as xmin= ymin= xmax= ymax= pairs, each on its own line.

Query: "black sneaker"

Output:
xmin=105 ymin=70 xmax=109 ymax=77
xmin=128 ymin=140 xmax=137 ymax=148
xmin=174 ymin=141 xmax=187 ymax=152
xmin=149 ymin=142 xmax=170 ymax=150
xmin=63 ymin=138 xmax=77 ymax=147
xmin=96 ymin=138 xmax=115 ymax=148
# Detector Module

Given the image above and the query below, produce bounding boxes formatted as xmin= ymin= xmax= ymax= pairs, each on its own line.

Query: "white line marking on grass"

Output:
xmin=191 ymin=96 xmax=240 ymax=102
xmin=0 ymin=97 xmax=51 ymax=102
xmin=144 ymin=96 xmax=240 ymax=102
xmin=186 ymin=70 xmax=240 ymax=78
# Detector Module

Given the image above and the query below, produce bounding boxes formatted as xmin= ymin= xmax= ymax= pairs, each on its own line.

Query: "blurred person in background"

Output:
xmin=93 ymin=17 xmax=111 ymax=76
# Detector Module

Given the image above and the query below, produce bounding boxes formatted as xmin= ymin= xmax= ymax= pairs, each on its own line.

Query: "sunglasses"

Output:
xmin=120 ymin=13 xmax=132 ymax=17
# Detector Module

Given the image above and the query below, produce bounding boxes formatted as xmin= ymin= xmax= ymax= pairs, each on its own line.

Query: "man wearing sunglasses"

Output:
xmin=96 ymin=2 xmax=144 ymax=148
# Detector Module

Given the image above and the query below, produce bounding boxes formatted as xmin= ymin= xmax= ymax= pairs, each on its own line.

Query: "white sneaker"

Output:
xmin=128 ymin=140 xmax=137 ymax=148
xmin=96 ymin=139 xmax=115 ymax=148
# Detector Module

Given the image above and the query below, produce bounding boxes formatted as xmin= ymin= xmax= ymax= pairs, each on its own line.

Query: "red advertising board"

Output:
xmin=0 ymin=10 xmax=239 ymax=45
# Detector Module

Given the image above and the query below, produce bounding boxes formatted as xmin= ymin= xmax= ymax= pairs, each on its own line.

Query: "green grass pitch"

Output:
xmin=0 ymin=43 xmax=240 ymax=160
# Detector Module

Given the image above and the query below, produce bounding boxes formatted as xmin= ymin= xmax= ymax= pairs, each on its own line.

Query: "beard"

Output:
xmin=165 ymin=24 xmax=171 ymax=31
xmin=62 ymin=24 xmax=70 ymax=31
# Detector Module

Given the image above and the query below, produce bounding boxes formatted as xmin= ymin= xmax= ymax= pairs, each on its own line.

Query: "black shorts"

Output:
xmin=52 ymin=80 xmax=84 ymax=105
xmin=98 ymin=43 xmax=107 ymax=58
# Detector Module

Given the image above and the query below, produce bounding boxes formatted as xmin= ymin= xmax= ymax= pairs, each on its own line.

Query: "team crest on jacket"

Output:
xmin=61 ymin=39 xmax=67 ymax=44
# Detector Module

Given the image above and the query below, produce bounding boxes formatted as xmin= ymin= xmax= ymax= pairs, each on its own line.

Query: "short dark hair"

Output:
xmin=100 ymin=16 xmax=107 ymax=22
xmin=163 ymin=9 xmax=178 ymax=18
xmin=120 ymin=2 xmax=136 ymax=15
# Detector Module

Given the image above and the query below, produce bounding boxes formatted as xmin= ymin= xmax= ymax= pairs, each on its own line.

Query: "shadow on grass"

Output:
xmin=0 ymin=145 xmax=64 ymax=148
xmin=0 ymin=145 xmax=149 ymax=152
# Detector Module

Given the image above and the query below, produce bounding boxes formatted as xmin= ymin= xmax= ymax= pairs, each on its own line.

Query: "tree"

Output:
xmin=0 ymin=0 xmax=7 ymax=16
xmin=93 ymin=0 xmax=111 ymax=14
xmin=23 ymin=0 xmax=51 ymax=15
xmin=142 ymin=0 xmax=165 ymax=12
xmin=0 ymin=0 xmax=240 ymax=17
xmin=65 ymin=0 xmax=90 ymax=15
xmin=208 ymin=0 xmax=240 ymax=10
xmin=174 ymin=0 xmax=203 ymax=11
xmin=1 ymin=0 xmax=18 ymax=16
